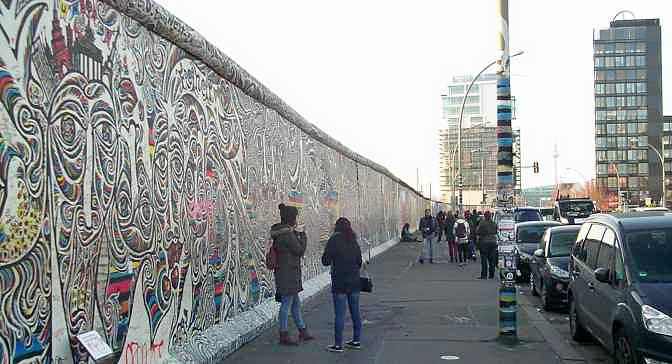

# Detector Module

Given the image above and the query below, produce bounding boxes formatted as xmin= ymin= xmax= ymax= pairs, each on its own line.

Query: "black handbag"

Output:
xmin=360 ymin=264 xmax=373 ymax=293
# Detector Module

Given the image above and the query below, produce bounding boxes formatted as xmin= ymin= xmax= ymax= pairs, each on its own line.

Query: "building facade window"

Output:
xmin=636 ymin=42 xmax=647 ymax=52
xmin=448 ymin=85 xmax=464 ymax=95
xmin=637 ymin=82 xmax=647 ymax=93
xmin=638 ymin=136 xmax=648 ymax=147
xmin=626 ymin=56 xmax=635 ymax=67
xmin=616 ymin=123 xmax=627 ymax=134
xmin=639 ymin=163 xmax=649 ymax=174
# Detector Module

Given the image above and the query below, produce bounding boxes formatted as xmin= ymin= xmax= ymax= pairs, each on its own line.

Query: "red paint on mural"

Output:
xmin=124 ymin=340 xmax=164 ymax=364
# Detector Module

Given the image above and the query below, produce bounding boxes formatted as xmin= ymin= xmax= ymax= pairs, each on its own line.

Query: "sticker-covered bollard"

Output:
xmin=498 ymin=244 xmax=518 ymax=344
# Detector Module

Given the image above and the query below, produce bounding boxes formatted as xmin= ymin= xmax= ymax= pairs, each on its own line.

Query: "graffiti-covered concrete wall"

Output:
xmin=0 ymin=0 xmax=427 ymax=363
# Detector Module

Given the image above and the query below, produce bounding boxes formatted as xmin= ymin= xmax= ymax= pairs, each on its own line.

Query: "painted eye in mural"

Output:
xmin=94 ymin=120 xmax=116 ymax=146
xmin=117 ymin=193 xmax=130 ymax=218
xmin=155 ymin=152 xmax=168 ymax=171
xmin=60 ymin=116 xmax=78 ymax=145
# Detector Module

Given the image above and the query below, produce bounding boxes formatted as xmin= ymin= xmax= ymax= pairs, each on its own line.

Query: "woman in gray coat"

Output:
xmin=271 ymin=203 xmax=315 ymax=345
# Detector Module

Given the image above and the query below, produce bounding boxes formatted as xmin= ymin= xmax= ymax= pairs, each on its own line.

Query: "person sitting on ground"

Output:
xmin=400 ymin=223 xmax=418 ymax=242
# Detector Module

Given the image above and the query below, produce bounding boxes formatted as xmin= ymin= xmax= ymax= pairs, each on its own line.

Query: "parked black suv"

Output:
xmin=569 ymin=213 xmax=672 ymax=364
xmin=530 ymin=225 xmax=581 ymax=310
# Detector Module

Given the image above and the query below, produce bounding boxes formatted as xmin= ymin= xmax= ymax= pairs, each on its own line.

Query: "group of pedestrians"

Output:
xmin=269 ymin=203 xmax=363 ymax=353
xmin=268 ymin=202 xmax=499 ymax=355
xmin=416 ymin=208 xmax=499 ymax=279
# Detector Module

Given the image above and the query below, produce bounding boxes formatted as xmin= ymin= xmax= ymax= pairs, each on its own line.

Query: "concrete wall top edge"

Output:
xmin=100 ymin=0 xmax=427 ymax=200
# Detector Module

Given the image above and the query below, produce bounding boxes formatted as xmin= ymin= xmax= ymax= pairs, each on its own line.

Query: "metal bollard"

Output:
xmin=497 ymin=244 xmax=518 ymax=344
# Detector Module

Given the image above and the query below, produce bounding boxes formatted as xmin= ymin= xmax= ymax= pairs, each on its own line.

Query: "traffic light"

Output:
xmin=533 ymin=161 xmax=539 ymax=173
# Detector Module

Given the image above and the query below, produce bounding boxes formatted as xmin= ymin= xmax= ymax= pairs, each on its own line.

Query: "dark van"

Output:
xmin=568 ymin=213 xmax=672 ymax=364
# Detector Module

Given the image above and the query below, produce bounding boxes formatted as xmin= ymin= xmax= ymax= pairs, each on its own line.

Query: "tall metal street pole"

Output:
xmin=417 ymin=168 xmax=420 ymax=191
xmin=496 ymin=0 xmax=519 ymax=346
xmin=450 ymin=144 xmax=458 ymax=212
xmin=481 ymin=157 xmax=485 ymax=207
xmin=496 ymin=0 xmax=513 ymax=209
xmin=457 ymin=51 xmax=523 ymax=215
xmin=553 ymin=144 xmax=559 ymax=192
xmin=648 ymin=143 xmax=666 ymax=207
xmin=609 ymin=163 xmax=622 ymax=210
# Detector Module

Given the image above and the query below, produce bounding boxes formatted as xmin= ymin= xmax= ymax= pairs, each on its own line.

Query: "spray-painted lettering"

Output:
xmin=124 ymin=340 xmax=164 ymax=364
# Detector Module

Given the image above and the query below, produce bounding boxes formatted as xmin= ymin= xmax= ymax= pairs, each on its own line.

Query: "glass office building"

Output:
xmin=594 ymin=19 xmax=663 ymax=206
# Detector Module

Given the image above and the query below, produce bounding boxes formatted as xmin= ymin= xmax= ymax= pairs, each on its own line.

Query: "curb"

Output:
xmin=166 ymin=238 xmax=400 ymax=363
xmin=517 ymin=292 xmax=587 ymax=364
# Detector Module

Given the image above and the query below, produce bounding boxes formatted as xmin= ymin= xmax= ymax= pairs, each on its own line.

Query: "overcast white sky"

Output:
xmin=155 ymin=0 xmax=670 ymax=200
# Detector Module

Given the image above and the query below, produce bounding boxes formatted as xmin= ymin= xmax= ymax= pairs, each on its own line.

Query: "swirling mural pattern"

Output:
xmin=0 ymin=0 xmax=427 ymax=363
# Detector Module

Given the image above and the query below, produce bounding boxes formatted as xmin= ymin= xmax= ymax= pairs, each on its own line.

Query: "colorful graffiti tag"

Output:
xmin=0 ymin=0 xmax=427 ymax=363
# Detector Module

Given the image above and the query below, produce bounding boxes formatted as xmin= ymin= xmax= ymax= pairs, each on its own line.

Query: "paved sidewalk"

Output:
xmin=223 ymin=240 xmax=570 ymax=364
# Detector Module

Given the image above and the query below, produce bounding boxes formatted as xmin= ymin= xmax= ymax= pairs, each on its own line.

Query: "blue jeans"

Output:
xmin=423 ymin=236 xmax=435 ymax=261
xmin=333 ymin=292 xmax=362 ymax=346
xmin=278 ymin=294 xmax=305 ymax=331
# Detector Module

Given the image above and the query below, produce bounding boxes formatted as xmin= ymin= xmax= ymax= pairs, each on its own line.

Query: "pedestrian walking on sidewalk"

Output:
xmin=418 ymin=209 xmax=438 ymax=264
xmin=436 ymin=210 xmax=446 ymax=242
xmin=468 ymin=209 xmax=480 ymax=261
xmin=476 ymin=211 xmax=498 ymax=279
xmin=271 ymin=204 xmax=314 ymax=345
xmin=322 ymin=217 xmax=363 ymax=353
xmin=453 ymin=213 xmax=471 ymax=264
xmin=445 ymin=211 xmax=457 ymax=262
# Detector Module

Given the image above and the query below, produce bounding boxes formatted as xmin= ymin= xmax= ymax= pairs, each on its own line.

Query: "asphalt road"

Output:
xmin=516 ymin=282 xmax=613 ymax=364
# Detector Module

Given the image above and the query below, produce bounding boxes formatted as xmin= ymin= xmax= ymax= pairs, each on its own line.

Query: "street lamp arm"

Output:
xmin=647 ymin=143 xmax=664 ymax=164
xmin=565 ymin=167 xmax=588 ymax=183
xmin=456 ymin=50 xmax=524 ymax=214
xmin=648 ymin=143 xmax=666 ymax=207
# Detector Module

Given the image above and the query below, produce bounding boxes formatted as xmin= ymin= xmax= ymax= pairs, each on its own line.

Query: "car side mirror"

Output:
xmin=533 ymin=249 xmax=545 ymax=258
xmin=594 ymin=268 xmax=611 ymax=284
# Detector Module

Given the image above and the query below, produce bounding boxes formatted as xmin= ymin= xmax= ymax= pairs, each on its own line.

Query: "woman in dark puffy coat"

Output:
xmin=271 ymin=203 xmax=314 ymax=345
xmin=321 ymin=217 xmax=363 ymax=353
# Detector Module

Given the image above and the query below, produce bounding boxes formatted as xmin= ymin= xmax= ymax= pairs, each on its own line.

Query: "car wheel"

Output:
xmin=614 ymin=328 xmax=641 ymax=364
xmin=569 ymin=296 xmax=589 ymax=342
xmin=530 ymin=273 xmax=539 ymax=296
xmin=541 ymin=283 xmax=552 ymax=311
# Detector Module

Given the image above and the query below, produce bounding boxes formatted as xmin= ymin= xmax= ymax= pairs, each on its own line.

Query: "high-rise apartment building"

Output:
xmin=594 ymin=18 xmax=663 ymax=206
xmin=439 ymin=74 xmax=498 ymax=208
xmin=663 ymin=115 xmax=672 ymax=204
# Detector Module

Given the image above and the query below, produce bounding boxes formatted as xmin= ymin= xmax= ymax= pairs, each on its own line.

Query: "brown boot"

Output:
xmin=298 ymin=328 xmax=315 ymax=342
xmin=279 ymin=331 xmax=298 ymax=346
